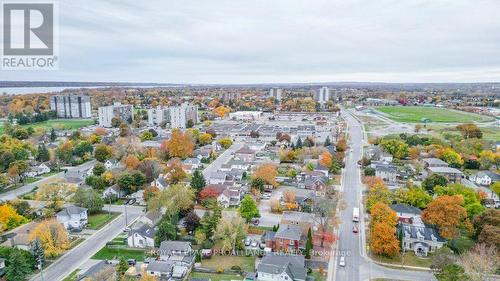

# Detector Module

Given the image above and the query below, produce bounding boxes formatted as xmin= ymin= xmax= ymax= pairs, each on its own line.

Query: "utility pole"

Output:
xmin=39 ymin=261 xmax=45 ymax=281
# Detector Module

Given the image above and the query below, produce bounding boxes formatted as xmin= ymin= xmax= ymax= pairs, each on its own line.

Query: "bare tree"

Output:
xmin=458 ymin=243 xmax=498 ymax=281
xmin=313 ymin=197 xmax=336 ymax=247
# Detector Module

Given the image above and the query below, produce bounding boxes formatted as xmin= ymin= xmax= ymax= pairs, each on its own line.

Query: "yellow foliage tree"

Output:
xmin=161 ymin=129 xmax=194 ymax=159
xmin=213 ymin=106 xmax=231 ymax=118
xmin=0 ymin=204 xmax=28 ymax=231
xmin=29 ymin=219 xmax=70 ymax=258
xmin=198 ymin=133 xmax=213 ymax=145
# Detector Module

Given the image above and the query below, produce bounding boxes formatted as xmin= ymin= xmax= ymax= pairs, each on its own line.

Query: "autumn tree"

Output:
xmin=366 ymin=181 xmax=392 ymax=212
xmin=252 ymin=163 xmax=278 ymax=187
xmin=458 ymin=244 xmax=498 ymax=281
xmin=319 ymin=151 xmax=333 ymax=167
xmin=370 ymin=222 xmax=400 ymax=257
xmin=137 ymin=158 xmax=162 ymax=182
xmin=380 ymin=138 xmax=409 ymax=159
xmin=198 ymin=133 xmax=213 ymax=145
xmin=335 ymin=137 xmax=347 ymax=152
xmin=370 ymin=203 xmax=398 ymax=228
xmin=472 ymin=209 xmax=500 ymax=249
xmin=199 ymin=186 xmax=220 ymax=204
xmin=36 ymin=181 xmax=77 ymax=210
xmin=164 ymin=158 xmax=187 ymax=184
xmin=438 ymin=147 xmax=464 ymax=168
xmin=213 ymin=105 xmax=231 ymax=118
xmin=161 ymin=129 xmax=194 ymax=159
xmin=0 ymin=204 xmax=28 ymax=231
xmin=122 ymin=154 xmax=140 ymax=170
xmin=456 ymin=123 xmax=482 ymax=139
xmin=422 ymin=195 xmax=468 ymax=239
xmin=218 ymin=137 xmax=233 ymax=149
xmin=29 ymin=219 xmax=70 ymax=258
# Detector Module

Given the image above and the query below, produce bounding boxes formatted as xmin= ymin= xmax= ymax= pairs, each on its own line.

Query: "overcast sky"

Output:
xmin=3 ymin=0 xmax=500 ymax=83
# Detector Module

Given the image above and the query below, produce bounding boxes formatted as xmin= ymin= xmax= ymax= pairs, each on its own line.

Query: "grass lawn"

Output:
xmin=190 ymin=272 xmax=244 ymax=281
xmin=376 ymin=106 xmax=494 ymax=123
xmin=371 ymin=252 xmax=433 ymax=268
xmin=309 ymin=270 xmax=327 ymax=281
xmin=92 ymin=247 xmax=146 ymax=261
xmin=202 ymin=255 xmax=256 ymax=272
xmin=87 ymin=212 xmax=120 ymax=230
xmin=62 ymin=269 xmax=79 ymax=281
xmin=425 ymin=124 xmax=500 ymax=142
xmin=0 ymin=119 xmax=94 ymax=134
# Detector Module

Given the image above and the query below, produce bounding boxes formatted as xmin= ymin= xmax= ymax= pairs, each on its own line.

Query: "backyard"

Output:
xmin=201 ymin=255 xmax=256 ymax=272
xmin=376 ymin=106 xmax=494 ymax=123
xmin=92 ymin=246 xmax=146 ymax=261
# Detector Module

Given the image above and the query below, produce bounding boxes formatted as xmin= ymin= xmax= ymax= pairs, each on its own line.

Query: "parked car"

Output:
xmin=251 ymin=218 xmax=260 ymax=226
xmin=245 ymin=238 xmax=251 ymax=246
xmin=339 ymin=256 xmax=346 ymax=267
xmin=352 ymin=226 xmax=358 ymax=233
xmin=251 ymin=240 xmax=258 ymax=248
xmin=127 ymin=259 xmax=136 ymax=266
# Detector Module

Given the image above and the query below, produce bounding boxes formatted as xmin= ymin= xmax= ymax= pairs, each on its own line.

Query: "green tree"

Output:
xmin=491 ymin=182 xmax=500 ymax=197
xmin=251 ymin=177 xmax=265 ymax=191
xmin=404 ymin=186 xmax=432 ymax=209
xmin=238 ymin=195 xmax=260 ymax=223
xmin=422 ymin=174 xmax=448 ymax=193
xmin=190 ymin=169 xmax=206 ymax=195
xmin=324 ymin=136 xmax=331 ymax=147
xmin=5 ymin=250 xmax=32 ymax=281
xmin=94 ymin=144 xmax=113 ymax=162
xmin=36 ymin=144 xmax=50 ymax=162
xmin=73 ymin=188 xmax=104 ymax=214
xmin=73 ymin=141 xmax=93 ymax=157
xmin=30 ymin=239 xmax=45 ymax=268
xmin=364 ymin=167 xmax=375 ymax=176
xmin=200 ymin=203 xmax=222 ymax=238
xmin=117 ymin=257 xmax=129 ymax=277
xmin=93 ymin=162 xmax=106 ymax=176
xmin=435 ymin=264 xmax=469 ymax=281
xmin=380 ymin=139 xmax=409 ymax=159
xmin=155 ymin=218 xmax=177 ymax=246
xmin=215 ymin=215 xmax=247 ymax=252
xmin=305 ymin=228 xmax=313 ymax=259
xmin=50 ymin=128 xmax=57 ymax=142
xmin=295 ymin=137 xmax=303 ymax=149
xmin=140 ymin=131 xmax=154 ymax=141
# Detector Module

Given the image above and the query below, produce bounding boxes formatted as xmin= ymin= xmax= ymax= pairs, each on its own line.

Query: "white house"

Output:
xmin=151 ymin=175 xmax=169 ymax=190
xmin=256 ymin=255 xmax=306 ymax=281
xmin=470 ymin=171 xmax=500 ymax=186
xmin=56 ymin=205 xmax=88 ymax=230
xmin=25 ymin=163 xmax=51 ymax=177
xmin=128 ymin=224 xmax=156 ymax=248
xmin=102 ymin=184 xmax=125 ymax=199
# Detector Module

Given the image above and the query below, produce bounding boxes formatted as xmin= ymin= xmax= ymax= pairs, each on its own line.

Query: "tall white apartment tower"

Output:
xmin=50 ymin=94 xmax=92 ymax=118
xmin=98 ymin=103 xmax=134 ymax=127
xmin=147 ymin=103 xmax=198 ymax=129
xmin=315 ymin=87 xmax=330 ymax=107
xmin=269 ymin=87 xmax=283 ymax=102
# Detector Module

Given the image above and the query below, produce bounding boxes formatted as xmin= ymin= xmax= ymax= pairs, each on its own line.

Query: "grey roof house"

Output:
xmin=256 ymin=254 xmax=306 ymax=281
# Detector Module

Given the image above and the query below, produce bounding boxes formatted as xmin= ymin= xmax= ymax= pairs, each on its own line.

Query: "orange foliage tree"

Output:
xmin=161 ymin=129 xmax=194 ymax=159
xmin=421 ymin=195 xmax=468 ymax=239
xmin=370 ymin=222 xmax=400 ymax=257
xmin=252 ymin=163 xmax=278 ymax=187
xmin=122 ymin=154 xmax=140 ymax=170
xmin=164 ymin=158 xmax=187 ymax=184
xmin=319 ymin=151 xmax=333 ymax=167
xmin=213 ymin=105 xmax=231 ymax=118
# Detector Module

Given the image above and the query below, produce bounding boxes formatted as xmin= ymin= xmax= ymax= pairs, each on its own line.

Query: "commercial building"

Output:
xmin=50 ymin=94 xmax=92 ymax=118
xmin=229 ymin=111 xmax=263 ymax=121
xmin=314 ymin=87 xmax=330 ymax=107
xmin=147 ymin=103 xmax=198 ymax=129
xmin=98 ymin=103 xmax=134 ymax=127
xmin=269 ymin=87 xmax=283 ymax=102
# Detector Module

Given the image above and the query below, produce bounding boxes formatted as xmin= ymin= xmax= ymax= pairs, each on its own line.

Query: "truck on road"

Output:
xmin=352 ymin=207 xmax=359 ymax=222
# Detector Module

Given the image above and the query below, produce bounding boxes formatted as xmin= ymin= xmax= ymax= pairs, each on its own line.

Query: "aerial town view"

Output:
xmin=0 ymin=1 xmax=499 ymax=281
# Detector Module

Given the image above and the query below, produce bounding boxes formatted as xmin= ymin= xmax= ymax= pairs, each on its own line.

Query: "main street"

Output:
xmin=30 ymin=205 xmax=144 ymax=281
xmin=332 ymin=110 xmax=435 ymax=281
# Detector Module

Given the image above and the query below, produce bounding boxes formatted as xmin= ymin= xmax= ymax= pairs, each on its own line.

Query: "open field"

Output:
xmin=0 ymin=119 xmax=94 ymax=134
xmin=426 ymin=124 xmax=500 ymax=142
xmin=376 ymin=106 xmax=494 ymax=123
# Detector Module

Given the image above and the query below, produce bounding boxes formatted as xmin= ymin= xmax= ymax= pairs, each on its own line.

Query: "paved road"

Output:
xmin=1 ymin=160 xmax=96 ymax=201
xmin=202 ymin=142 xmax=243 ymax=178
xmin=332 ymin=110 xmax=435 ymax=281
xmin=30 ymin=205 xmax=144 ymax=281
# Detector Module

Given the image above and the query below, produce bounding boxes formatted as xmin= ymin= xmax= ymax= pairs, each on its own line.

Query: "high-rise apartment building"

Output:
xmin=98 ymin=103 xmax=134 ymax=127
xmin=50 ymin=94 xmax=92 ymax=118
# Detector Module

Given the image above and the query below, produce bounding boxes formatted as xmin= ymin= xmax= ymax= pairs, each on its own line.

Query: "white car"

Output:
xmin=339 ymin=256 xmax=346 ymax=267
xmin=251 ymin=240 xmax=259 ymax=248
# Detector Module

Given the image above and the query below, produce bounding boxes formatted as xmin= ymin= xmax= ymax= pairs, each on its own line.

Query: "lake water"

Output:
xmin=0 ymin=85 xmax=161 ymax=95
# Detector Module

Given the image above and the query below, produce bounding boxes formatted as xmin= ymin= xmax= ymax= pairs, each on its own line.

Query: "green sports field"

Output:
xmin=376 ymin=106 xmax=494 ymax=123
xmin=0 ymin=119 xmax=95 ymax=134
